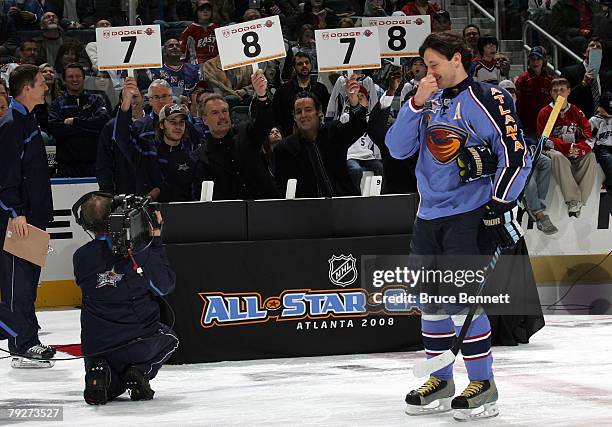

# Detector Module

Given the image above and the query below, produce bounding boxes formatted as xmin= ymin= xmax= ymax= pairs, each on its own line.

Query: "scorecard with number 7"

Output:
xmin=96 ymin=25 xmax=162 ymax=71
xmin=215 ymin=15 xmax=286 ymax=70
xmin=315 ymin=27 xmax=381 ymax=72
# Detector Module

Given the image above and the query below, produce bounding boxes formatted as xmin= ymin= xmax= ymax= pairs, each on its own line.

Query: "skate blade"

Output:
xmin=11 ymin=357 xmax=55 ymax=369
xmin=405 ymin=397 xmax=453 ymax=416
xmin=453 ymin=402 xmax=499 ymax=421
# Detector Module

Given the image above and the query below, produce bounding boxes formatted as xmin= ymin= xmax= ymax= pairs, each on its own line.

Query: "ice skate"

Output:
xmin=11 ymin=344 xmax=56 ymax=369
xmin=122 ymin=367 xmax=155 ymax=401
xmin=405 ymin=376 xmax=455 ymax=415
xmin=452 ymin=379 xmax=499 ymax=421
xmin=84 ymin=359 xmax=111 ymax=405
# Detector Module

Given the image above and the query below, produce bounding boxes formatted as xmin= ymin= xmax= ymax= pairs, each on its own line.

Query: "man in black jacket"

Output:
xmin=274 ymin=75 xmax=367 ymax=198
xmin=73 ymin=193 xmax=178 ymax=405
xmin=196 ymin=69 xmax=279 ymax=200
xmin=0 ymin=64 xmax=55 ymax=367
xmin=272 ymin=51 xmax=330 ymax=136
xmin=562 ymin=37 xmax=612 ymax=119
xmin=48 ymin=62 xmax=110 ymax=177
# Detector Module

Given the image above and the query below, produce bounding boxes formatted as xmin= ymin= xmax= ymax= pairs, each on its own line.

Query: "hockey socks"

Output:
xmin=421 ymin=316 xmax=456 ymax=380
xmin=454 ymin=313 xmax=493 ymax=381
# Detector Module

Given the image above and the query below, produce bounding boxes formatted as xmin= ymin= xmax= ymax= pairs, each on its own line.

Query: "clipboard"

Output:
xmin=3 ymin=223 xmax=50 ymax=267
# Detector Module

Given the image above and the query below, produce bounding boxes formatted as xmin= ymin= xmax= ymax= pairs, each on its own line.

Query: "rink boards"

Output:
xmin=37 ymin=174 xmax=612 ymax=308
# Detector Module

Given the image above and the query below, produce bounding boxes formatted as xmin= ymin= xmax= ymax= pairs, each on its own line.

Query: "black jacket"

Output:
xmin=197 ymin=98 xmax=279 ymax=201
xmin=73 ymin=236 xmax=175 ymax=355
xmin=561 ymin=62 xmax=612 ymax=118
xmin=0 ymin=100 xmax=53 ymax=229
xmin=96 ymin=117 xmax=139 ymax=195
xmin=274 ymin=105 xmax=368 ymax=198
xmin=272 ymin=77 xmax=330 ymax=136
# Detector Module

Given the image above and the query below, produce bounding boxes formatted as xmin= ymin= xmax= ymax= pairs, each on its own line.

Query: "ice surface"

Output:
xmin=1 ymin=310 xmax=612 ymax=426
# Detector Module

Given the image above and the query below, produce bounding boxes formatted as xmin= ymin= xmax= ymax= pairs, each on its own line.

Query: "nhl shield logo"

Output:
xmin=328 ymin=254 xmax=358 ymax=287
xmin=322 ymin=33 xmax=330 ymax=40
xmin=103 ymin=30 xmax=110 ymax=39
xmin=223 ymin=29 xmax=231 ymax=38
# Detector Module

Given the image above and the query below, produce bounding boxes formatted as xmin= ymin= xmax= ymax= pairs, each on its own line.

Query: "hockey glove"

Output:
xmin=483 ymin=202 xmax=523 ymax=249
xmin=456 ymin=145 xmax=497 ymax=183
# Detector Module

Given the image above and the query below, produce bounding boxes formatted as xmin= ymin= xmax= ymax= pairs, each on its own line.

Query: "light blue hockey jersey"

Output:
xmin=385 ymin=77 xmax=532 ymax=220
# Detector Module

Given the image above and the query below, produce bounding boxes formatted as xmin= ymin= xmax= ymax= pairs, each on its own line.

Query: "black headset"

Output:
xmin=71 ymin=191 xmax=114 ymax=229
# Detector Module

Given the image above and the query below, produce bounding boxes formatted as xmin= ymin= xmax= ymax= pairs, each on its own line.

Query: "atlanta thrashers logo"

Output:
xmin=265 ymin=19 xmax=273 ymax=27
xmin=415 ymin=18 xmax=424 ymax=25
xmin=328 ymin=254 xmax=358 ymax=287
xmin=426 ymin=124 xmax=469 ymax=164
xmin=364 ymin=29 xmax=373 ymax=37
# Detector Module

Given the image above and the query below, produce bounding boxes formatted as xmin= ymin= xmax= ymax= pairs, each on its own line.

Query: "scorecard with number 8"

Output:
xmin=315 ymin=27 xmax=381 ymax=72
xmin=361 ymin=16 xmax=430 ymax=58
xmin=215 ymin=15 xmax=286 ymax=70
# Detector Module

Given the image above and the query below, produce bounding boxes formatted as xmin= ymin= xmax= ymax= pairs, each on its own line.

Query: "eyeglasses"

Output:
xmin=150 ymin=94 xmax=171 ymax=101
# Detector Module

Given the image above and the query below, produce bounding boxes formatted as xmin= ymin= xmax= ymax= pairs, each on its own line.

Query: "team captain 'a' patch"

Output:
xmin=514 ymin=140 xmax=524 ymax=152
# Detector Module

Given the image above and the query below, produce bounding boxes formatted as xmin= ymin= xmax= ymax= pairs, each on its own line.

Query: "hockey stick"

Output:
xmin=412 ymin=95 xmax=566 ymax=378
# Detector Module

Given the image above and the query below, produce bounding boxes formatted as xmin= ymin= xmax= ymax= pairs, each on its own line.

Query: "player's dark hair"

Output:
xmin=294 ymin=91 xmax=322 ymax=113
xmin=550 ymin=77 xmax=570 ymax=90
xmin=81 ymin=195 xmax=112 ymax=234
xmin=419 ymin=32 xmax=473 ymax=71
xmin=8 ymin=64 xmax=40 ymax=98
xmin=62 ymin=62 xmax=85 ymax=80
xmin=476 ymin=36 xmax=498 ymax=56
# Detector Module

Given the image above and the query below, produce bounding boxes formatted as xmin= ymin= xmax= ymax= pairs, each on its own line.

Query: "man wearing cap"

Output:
xmin=515 ymin=46 xmax=554 ymax=136
xmin=115 ymin=78 xmax=204 ymax=202
xmin=180 ymin=0 xmax=219 ymax=65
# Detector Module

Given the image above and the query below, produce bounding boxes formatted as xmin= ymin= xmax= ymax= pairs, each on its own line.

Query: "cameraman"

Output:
xmin=73 ymin=193 xmax=178 ymax=405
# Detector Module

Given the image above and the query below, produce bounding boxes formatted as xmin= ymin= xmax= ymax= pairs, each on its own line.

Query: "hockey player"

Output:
xmin=73 ymin=194 xmax=178 ymax=405
xmin=386 ymin=32 xmax=531 ymax=421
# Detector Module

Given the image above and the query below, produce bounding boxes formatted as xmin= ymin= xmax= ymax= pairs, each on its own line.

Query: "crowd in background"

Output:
xmin=0 ymin=0 xmax=611 ymax=236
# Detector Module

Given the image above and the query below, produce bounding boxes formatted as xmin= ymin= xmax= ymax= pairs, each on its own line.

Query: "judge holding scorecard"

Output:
xmin=0 ymin=64 xmax=55 ymax=368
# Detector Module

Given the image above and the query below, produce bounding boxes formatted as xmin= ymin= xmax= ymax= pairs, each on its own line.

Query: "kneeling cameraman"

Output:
xmin=72 ymin=192 xmax=179 ymax=405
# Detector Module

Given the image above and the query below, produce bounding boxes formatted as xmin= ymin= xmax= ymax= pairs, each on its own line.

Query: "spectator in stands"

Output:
xmin=85 ymin=19 xmax=112 ymax=74
xmin=537 ymin=78 xmax=597 ymax=217
xmin=326 ymin=71 xmax=378 ymax=120
xmin=298 ymin=0 xmax=339 ymax=29
xmin=273 ymin=51 xmax=330 ymax=136
xmin=401 ymin=0 xmax=440 ymax=16
xmin=35 ymin=63 xmax=62 ymax=135
xmin=501 ymin=78 xmax=558 ymax=234
xmin=364 ymin=0 xmax=387 ymax=16
xmin=527 ymin=0 xmax=556 ymax=34
xmin=0 ymin=40 xmax=40 ymax=85
xmin=432 ymin=9 xmax=451 ymax=33
xmin=469 ymin=36 xmax=510 ymax=84
xmin=0 ymin=79 xmax=7 ymax=98
xmin=207 ymin=0 xmax=234 ymax=25
xmin=34 ymin=12 xmax=87 ymax=67
xmin=137 ymin=0 xmax=178 ymax=25
xmin=263 ymin=126 xmax=283 ymax=174
xmin=400 ymin=56 xmax=427 ymax=103
xmin=593 ymin=1 xmax=612 ymax=68
xmin=180 ymin=0 xmax=219 ymax=65
xmin=0 ymin=91 xmax=8 ymax=119
xmin=196 ymin=71 xmax=280 ymax=200
xmin=96 ymin=87 xmax=145 ymax=195
xmin=550 ymin=0 xmax=601 ymax=56
xmin=337 ymin=17 xmax=354 ymax=27
xmin=202 ymin=55 xmax=253 ymax=106
xmin=54 ymin=42 xmax=91 ymax=76
xmin=346 ymin=85 xmax=384 ymax=192
xmin=274 ymin=76 xmax=368 ymax=197
xmin=290 ymin=25 xmax=318 ymax=71
xmin=40 ymin=0 xmax=96 ymax=28
xmin=516 ymin=46 xmax=554 ymax=136
xmin=2 ymin=0 xmax=44 ymax=30
xmin=562 ymin=36 xmax=612 ymax=119
xmin=463 ymin=24 xmax=480 ymax=57
xmin=589 ymin=91 xmax=612 ymax=209
xmin=243 ymin=8 xmax=262 ymax=22
xmin=149 ymin=39 xmax=201 ymax=97
xmin=0 ymin=11 xmax=19 ymax=61
xmin=48 ymin=63 xmax=110 ymax=177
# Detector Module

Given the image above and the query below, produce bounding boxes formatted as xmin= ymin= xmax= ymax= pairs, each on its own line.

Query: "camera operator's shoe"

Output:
xmin=122 ymin=367 xmax=155 ymax=401
xmin=11 ymin=344 xmax=55 ymax=368
xmin=84 ymin=359 xmax=111 ymax=405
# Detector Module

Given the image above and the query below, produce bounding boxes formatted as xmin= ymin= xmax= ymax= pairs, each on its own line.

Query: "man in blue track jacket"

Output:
xmin=0 ymin=64 xmax=55 ymax=367
xmin=386 ymin=32 xmax=531 ymax=421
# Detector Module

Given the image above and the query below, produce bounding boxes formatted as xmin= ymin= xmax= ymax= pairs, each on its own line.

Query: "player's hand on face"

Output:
xmin=413 ymin=74 xmax=438 ymax=107
xmin=251 ymin=69 xmax=268 ymax=98
xmin=346 ymin=74 xmax=360 ymax=107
